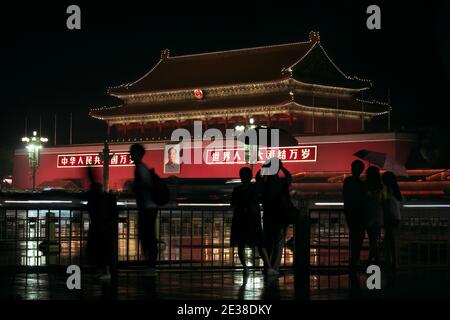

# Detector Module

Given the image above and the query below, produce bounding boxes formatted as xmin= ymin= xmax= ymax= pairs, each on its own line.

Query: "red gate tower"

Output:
xmin=14 ymin=32 xmax=424 ymax=194
xmin=91 ymin=31 xmax=389 ymax=141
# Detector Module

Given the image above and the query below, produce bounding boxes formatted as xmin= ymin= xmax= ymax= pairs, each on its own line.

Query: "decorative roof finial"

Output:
xmin=281 ymin=67 xmax=293 ymax=77
xmin=161 ymin=49 xmax=170 ymax=60
xmin=309 ymin=31 xmax=320 ymax=43
xmin=289 ymin=91 xmax=295 ymax=101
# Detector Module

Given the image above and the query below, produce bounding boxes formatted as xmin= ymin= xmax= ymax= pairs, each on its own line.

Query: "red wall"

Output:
xmin=301 ymin=115 xmax=362 ymax=134
xmin=12 ymin=132 xmax=416 ymax=190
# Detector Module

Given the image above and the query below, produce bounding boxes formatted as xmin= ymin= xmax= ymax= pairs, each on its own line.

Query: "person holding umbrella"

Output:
xmin=353 ymin=149 xmax=408 ymax=177
xmin=364 ymin=166 xmax=384 ymax=264
xmin=353 ymin=150 xmax=406 ymax=268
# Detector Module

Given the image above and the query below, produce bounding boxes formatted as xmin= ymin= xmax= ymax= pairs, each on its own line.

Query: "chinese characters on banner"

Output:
xmin=57 ymin=153 xmax=133 ymax=168
xmin=205 ymin=146 xmax=317 ymax=164
xmin=57 ymin=146 xmax=317 ymax=168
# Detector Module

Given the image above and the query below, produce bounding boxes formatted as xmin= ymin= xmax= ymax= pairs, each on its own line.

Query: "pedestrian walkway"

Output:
xmin=1 ymin=268 xmax=449 ymax=300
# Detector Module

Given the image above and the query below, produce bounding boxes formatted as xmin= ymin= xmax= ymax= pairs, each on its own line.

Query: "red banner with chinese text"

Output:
xmin=205 ymin=146 xmax=317 ymax=164
xmin=57 ymin=153 xmax=133 ymax=168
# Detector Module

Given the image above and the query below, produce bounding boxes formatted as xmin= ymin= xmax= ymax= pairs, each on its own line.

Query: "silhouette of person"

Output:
xmin=382 ymin=171 xmax=402 ymax=272
xmin=364 ymin=166 xmax=384 ymax=264
xmin=343 ymin=160 xmax=366 ymax=271
xmin=230 ymin=167 xmax=278 ymax=276
xmin=86 ymin=167 xmax=117 ymax=280
xmin=164 ymin=146 xmax=180 ymax=173
xmin=130 ymin=144 xmax=158 ymax=277
xmin=256 ymin=158 xmax=292 ymax=273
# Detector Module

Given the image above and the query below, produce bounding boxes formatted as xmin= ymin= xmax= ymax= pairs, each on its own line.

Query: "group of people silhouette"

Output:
xmin=86 ymin=144 xmax=402 ymax=280
xmin=343 ymin=160 xmax=402 ymax=273
xmin=86 ymin=144 xmax=294 ymax=279
xmin=230 ymin=159 xmax=293 ymax=277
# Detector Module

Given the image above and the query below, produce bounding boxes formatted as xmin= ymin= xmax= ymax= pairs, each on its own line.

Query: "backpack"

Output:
xmin=280 ymin=190 xmax=298 ymax=226
xmin=149 ymin=169 xmax=170 ymax=206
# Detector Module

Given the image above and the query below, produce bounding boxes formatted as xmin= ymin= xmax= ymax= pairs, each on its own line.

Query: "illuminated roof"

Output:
xmin=108 ymin=31 xmax=370 ymax=96
xmin=90 ymin=92 xmax=387 ymax=123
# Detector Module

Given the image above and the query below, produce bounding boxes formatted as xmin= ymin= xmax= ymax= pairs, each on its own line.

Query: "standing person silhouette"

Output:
xmin=382 ymin=171 xmax=402 ymax=272
xmin=86 ymin=167 xmax=117 ymax=280
xmin=230 ymin=167 xmax=278 ymax=276
xmin=364 ymin=166 xmax=384 ymax=264
xmin=130 ymin=144 xmax=158 ymax=277
xmin=256 ymin=158 xmax=292 ymax=273
xmin=343 ymin=160 xmax=367 ymax=271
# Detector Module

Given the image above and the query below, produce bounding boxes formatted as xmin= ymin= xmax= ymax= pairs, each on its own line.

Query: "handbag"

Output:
xmin=149 ymin=169 xmax=170 ymax=206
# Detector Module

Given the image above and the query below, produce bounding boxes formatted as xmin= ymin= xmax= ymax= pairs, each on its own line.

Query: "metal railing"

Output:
xmin=307 ymin=205 xmax=450 ymax=269
xmin=1 ymin=202 xmax=449 ymax=270
xmin=309 ymin=208 xmax=350 ymax=269
xmin=0 ymin=205 xmax=294 ymax=269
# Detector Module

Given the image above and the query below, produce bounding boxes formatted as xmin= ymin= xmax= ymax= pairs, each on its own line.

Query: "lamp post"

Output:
xmin=99 ymin=140 xmax=114 ymax=192
xmin=22 ymin=131 xmax=48 ymax=191
xmin=236 ymin=118 xmax=258 ymax=173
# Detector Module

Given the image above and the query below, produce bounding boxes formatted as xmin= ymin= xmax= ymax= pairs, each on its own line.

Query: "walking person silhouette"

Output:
xmin=130 ymin=144 xmax=158 ymax=277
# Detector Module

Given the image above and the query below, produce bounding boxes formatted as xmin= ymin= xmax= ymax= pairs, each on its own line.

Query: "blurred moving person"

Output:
xmin=86 ymin=167 xmax=118 ymax=280
xmin=130 ymin=144 xmax=158 ymax=277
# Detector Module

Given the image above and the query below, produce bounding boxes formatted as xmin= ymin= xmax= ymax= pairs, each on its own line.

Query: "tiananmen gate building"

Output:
xmin=15 ymin=31 xmax=447 ymax=197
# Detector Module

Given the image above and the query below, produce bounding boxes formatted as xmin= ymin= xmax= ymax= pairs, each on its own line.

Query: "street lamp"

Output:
xmin=235 ymin=119 xmax=258 ymax=173
xmin=22 ymin=131 xmax=48 ymax=191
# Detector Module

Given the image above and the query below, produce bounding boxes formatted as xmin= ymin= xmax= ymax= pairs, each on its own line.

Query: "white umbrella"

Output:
xmin=354 ymin=149 xmax=408 ymax=177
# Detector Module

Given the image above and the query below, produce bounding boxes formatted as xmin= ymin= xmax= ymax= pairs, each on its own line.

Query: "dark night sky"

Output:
xmin=1 ymin=1 xmax=449 ymax=175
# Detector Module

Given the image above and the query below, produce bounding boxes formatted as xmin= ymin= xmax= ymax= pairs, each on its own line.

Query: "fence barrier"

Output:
xmin=0 ymin=201 xmax=449 ymax=270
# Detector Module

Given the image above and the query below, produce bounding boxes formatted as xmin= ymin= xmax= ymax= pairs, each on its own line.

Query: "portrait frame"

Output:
xmin=163 ymin=143 xmax=181 ymax=174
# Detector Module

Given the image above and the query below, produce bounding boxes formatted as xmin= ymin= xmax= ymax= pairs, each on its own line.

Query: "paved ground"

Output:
xmin=1 ymin=268 xmax=450 ymax=300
